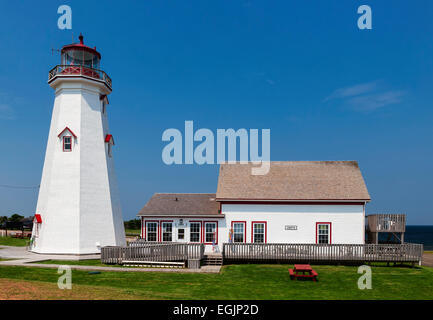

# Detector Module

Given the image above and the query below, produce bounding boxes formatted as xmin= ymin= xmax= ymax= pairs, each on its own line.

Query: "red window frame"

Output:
xmin=203 ymin=221 xmax=218 ymax=245
xmin=160 ymin=220 xmax=174 ymax=242
xmin=189 ymin=220 xmax=202 ymax=243
xmin=63 ymin=136 xmax=72 ymax=152
xmin=231 ymin=221 xmax=246 ymax=243
xmin=316 ymin=222 xmax=332 ymax=244
xmin=251 ymin=221 xmax=267 ymax=243
xmin=144 ymin=220 xmax=159 ymax=242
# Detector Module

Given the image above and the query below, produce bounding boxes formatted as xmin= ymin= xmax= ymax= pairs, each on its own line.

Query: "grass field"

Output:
xmin=125 ymin=229 xmax=140 ymax=236
xmin=0 ymin=264 xmax=432 ymax=300
xmin=0 ymin=237 xmax=28 ymax=247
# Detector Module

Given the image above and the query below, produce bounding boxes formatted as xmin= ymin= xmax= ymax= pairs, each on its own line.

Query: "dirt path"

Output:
xmin=0 ymin=278 xmax=142 ymax=300
xmin=422 ymin=253 xmax=433 ymax=267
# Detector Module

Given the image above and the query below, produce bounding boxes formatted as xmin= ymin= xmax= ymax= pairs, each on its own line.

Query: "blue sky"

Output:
xmin=0 ymin=1 xmax=432 ymax=224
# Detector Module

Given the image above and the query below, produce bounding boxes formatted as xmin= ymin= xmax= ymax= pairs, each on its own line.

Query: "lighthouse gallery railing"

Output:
xmin=48 ymin=65 xmax=112 ymax=89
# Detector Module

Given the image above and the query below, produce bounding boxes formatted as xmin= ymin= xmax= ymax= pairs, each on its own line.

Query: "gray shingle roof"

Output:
xmin=138 ymin=193 xmax=220 ymax=216
xmin=216 ymin=161 xmax=370 ymax=201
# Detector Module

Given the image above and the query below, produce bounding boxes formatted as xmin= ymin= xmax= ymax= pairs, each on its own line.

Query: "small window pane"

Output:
xmin=147 ymin=222 xmax=158 ymax=241
xmin=178 ymin=229 xmax=185 ymax=240
xmin=253 ymin=223 xmax=265 ymax=243
xmin=162 ymin=222 xmax=172 ymax=242
xmin=233 ymin=222 xmax=245 ymax=243
xmin=317 ymin=224 xmax=330 ymax=244
xmin=205 ymin=223 xmax=216 ymax=243
xmin=63 ymin=136 xmax=72 ymax=151
xmin=190 ymin=222 xmax=201 ymax=243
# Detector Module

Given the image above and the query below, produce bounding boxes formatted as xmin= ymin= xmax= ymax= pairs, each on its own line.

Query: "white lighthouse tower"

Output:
xmin=31 ymin=34 xmax=126 ymax=254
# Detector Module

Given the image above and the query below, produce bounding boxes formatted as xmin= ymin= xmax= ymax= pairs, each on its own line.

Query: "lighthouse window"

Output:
xmin=107 ymin=143 xmax=112 ymax=157
xmin=63 ymin=136 xmax=72 ymax=152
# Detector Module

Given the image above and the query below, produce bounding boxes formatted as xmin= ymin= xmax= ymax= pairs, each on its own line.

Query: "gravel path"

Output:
xmin=0 ymin=245 xmax=221 ymax=273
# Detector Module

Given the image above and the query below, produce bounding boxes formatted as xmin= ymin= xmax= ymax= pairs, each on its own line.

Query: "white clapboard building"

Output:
xmin=31 ymin=35 xmax=126 ymax=254
xmin=138 ymin=161 xmax=370 ymax=253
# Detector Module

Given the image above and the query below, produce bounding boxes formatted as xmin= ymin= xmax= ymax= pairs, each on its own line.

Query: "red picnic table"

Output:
xmin=289 ymin=264 xmax=318 ymax=282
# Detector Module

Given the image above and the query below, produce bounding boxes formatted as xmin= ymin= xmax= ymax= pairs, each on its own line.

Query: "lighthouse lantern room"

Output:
xmin=31 ymin=34 xmax=126 ymax=254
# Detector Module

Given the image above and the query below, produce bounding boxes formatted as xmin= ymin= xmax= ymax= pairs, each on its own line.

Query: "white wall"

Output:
xmin=221 ymin=204 xmax=365 ymax=245
xmin=140 ymin=203 xmax=364 ymax=253
xmin=32 ymin=78 xmax=125 ymax=254
xmin=140 ymin=217 xmax=225 ymax=253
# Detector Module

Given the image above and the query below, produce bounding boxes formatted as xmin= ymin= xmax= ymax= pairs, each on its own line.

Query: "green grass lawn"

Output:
xmin=0 ymin=236 xmax=28 ymax=247
xmin=125 ymin=229 xmax=140 ymax=236
xmin=0 ymin=264 xmax=432 ymax=299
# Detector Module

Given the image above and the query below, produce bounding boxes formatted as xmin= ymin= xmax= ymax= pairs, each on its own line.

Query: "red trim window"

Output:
xmin=252 ymin=221 xmax=267 ymax=243
xmin=63 ymin=136 xmax=72 ymax=152
xmin=316 ymin=222 xmax=332 ymax=244
xmin=145 ymin=221 xmax=159 ymax=242
xmin=204 ymin=221 xmax=218 ymax=244
xmin=102 ymin=100 xmax=107 ymax=115
xmin=231 ymin=221 xmax=246 ymax=243
xmin=189 ymin=221 xmax=202 ymax=243
xmin=161 ymin=221 xmax=173 ymax=242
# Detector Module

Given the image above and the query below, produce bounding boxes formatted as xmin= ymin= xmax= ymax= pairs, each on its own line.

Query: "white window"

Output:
xmin=190 ymin=222 xmax=201 ymax=243
xmin=178 ymin=228 xmax=185 ymax=240
xmin=317 ymin=223 xmax=331 ymax=244
xmin=146 ymin=222 xmax=158 ymax=241
xmin=232 ymin=222 xmax=245 ymax=243
xmin=252 ymin=222 xmax=266 ymax=243
xmin=162 ymin=222 xmax=173 ymax=242
xmin=63 ymin=136 xmax=72 ymax=152
xmin=204 ymin=222 xmax=217 ymax=244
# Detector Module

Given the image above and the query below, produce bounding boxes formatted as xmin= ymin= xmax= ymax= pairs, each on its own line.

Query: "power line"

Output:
xmin=0 ymin=184 xmax=40 ymax=190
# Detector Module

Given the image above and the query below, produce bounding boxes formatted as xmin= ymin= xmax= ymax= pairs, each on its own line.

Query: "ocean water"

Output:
xmin=405 ymin=226 xmax=433 ymax=250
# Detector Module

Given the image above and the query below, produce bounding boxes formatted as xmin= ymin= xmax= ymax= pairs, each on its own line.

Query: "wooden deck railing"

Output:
xmin=223 ymin=243 xmax=423 ymax=264
xmin=101 ymin=242 xmax=205 ymax=268
xmin=367 ymin=214 xmax=406 ymax=232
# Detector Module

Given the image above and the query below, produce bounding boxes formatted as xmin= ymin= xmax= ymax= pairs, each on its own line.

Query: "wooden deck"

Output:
xmin=367 ymin=214 xmax=406 ymax=233
xmin=223 ymin=243 xmax=423 ymax=264
xmin=101 ymin=242 xmax=205 ymax=269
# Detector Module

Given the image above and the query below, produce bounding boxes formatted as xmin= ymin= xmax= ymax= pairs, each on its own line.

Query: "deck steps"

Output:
xmin=203 ymin=253 xmax=223 ymax=266
xmin=122 ymin=260 xmax=185 ymax=268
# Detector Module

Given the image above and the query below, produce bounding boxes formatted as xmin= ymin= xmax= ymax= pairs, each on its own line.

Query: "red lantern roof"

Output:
xmin=61 ymin=33 xmax=101 ymax=59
